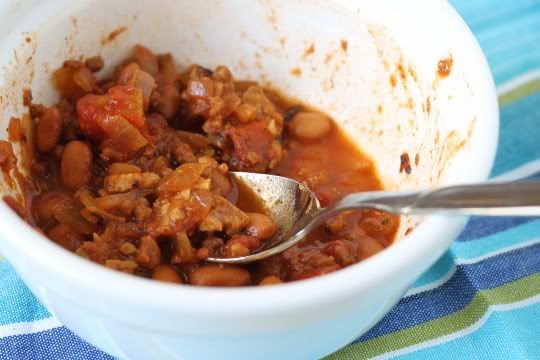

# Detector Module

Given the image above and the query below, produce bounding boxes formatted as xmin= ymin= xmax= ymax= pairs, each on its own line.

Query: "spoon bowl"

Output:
xmin=207 ymin=172 xmax=321 ymax=264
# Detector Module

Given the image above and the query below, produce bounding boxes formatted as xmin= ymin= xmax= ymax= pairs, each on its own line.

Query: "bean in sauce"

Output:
xmin=60 ymin=140 xmax=93 ymax=191
xmin=36 ymin=107 xmax=62 ymax=153
xmin=152 ymin=264 xmax=184 ymax=284
xmin=288 ymin=111 xmax=331 ymax=141
xmin=189 ymin=265 xmax=251 ymax=287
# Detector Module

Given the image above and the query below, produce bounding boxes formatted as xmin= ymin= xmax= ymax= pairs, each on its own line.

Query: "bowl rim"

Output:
xmin=0 ymin=0 xmax=499 ymax=320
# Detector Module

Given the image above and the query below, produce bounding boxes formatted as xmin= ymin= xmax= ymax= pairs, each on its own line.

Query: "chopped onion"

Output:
xmin=73 ymin=66 xmax=96 ymax=92
xmin=175 ymin=130 xmax=210 ymax=149
xmin=118 ymin=63 xmax=140 ymax=84
xmin=186 ymin=79 xmax=214 ymax=98
xmin=53 ymin=197 xmax=97 ymax=234
xmin=108 ymin=162 xmax=142 ymax=175
xmin=134 ymin=45 xmax=159 ymax=76
xmin=118 ymin=63 xmax=156 ymax=107
xmin=133 ymin=70 xmax=156 ymax=106
xmin=157 ymin=162 xmax=208 ymax=193
xmin=175 ymin=231 xmax=194 ymax=263
xmin=78 ymin=189 xmax=126 ymax=222
xmin=97 ymin=115 xmax=148 ymax=152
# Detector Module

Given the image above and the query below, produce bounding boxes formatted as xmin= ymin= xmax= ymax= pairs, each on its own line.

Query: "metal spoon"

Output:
xmin=206 ymin=172 xmax=540 ymax=264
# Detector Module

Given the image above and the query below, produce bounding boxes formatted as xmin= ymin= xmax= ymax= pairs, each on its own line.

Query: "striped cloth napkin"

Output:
xmin=1 ymin=1 xmax=540 ymax=359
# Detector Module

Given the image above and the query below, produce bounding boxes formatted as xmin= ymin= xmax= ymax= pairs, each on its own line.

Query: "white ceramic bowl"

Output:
xmin=0 ymin=0 xmax=498 ymax=359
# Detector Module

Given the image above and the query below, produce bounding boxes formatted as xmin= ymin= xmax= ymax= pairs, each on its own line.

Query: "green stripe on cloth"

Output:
xmin=327 ymin=273 xmax=540 ymax=360
xmin=499 ymin=77 xmax=540 ymax=107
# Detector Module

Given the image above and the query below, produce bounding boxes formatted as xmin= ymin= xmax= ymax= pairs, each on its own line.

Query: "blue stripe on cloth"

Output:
xmin=451 ymin=0 xmax=540 ymax=84
xmin=491 ymin=90 xmax=540 ymax=176
xmin=0 ymin=326 xmax=113 ymax=360
xmin=452 ymin=219 xmax=540 ymax=260
xmin=0 ymin=262 xmax=50 ymax=326
xmin=456 ymin=217 xmax=537 ymax=242
xmin=413 ymin=218 xmax=540 ymax=290
xmin=522 ymin=171 xmax=540 ymax=181
xmin=356 ymin=241 xmax=540 ymax=341
xmin=456 ymin=0 xmax=540 ymax=34
xmin=394 ymin=297 xmax=540 ymax=360
xmin=483 ymin=11 xmax=540 ymax=84
xmin=411 ymin=252 xmax=456 ymax=289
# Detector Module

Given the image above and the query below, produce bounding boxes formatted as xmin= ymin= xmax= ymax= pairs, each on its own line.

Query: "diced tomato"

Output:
xmin=76 ymin=86 xmax=145 ymax=141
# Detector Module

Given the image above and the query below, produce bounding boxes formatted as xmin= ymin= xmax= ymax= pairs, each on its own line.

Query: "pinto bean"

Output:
xmin=60 ymin=140 xmax=93 ymax=191
xmin=157 ymin=54 xmax=177 ymax=85
xmin=31 ymin=192 xmax=70 ymax=225
xmin=134 ymin=45 xmax=159 ymax=76
xmin=155 ymin=84 xmax=180 ymax=120
xmin=259 ymin=275 xmax=282 ymax=285
xmin=223 ymin=234 xmax=261 ymax=258
xmin=36 ymin=107 xmax=62 ymax=153
xmin=48 ymin=223 xmax=85 ymax=252
xmin=152 ymin=264 xmax=183 ymax=284
xmin=189 ymin=265 xmax=250 ymax=287
xmin=246 ymin=213 xmax=278 ymax=240
xmin=289 ymin=111 xmax=331 ymax=141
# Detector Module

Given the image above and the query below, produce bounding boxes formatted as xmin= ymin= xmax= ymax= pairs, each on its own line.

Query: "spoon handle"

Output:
xmin=333 ymin=181 xmax=540 ymax=216
xmin=207 ymin=181 xmax=540 ymax=264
